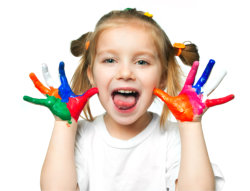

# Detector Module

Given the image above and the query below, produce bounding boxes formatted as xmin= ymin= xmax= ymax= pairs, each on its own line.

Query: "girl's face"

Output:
xmin=89 ymin=23 xmax=163 ymax=127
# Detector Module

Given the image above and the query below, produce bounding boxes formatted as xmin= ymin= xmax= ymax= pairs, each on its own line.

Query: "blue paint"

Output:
xmin=193 ymin=59 xmax=215 ymax=94
xmin=58 ymin=61 xmax=77 ymax=102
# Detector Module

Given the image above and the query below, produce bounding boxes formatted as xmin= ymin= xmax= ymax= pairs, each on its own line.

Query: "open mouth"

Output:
xmin=112 ymin=89 xmax=140 ymax=111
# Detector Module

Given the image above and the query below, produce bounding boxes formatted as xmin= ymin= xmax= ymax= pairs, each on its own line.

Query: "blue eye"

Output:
xmin=136 ymin=60 xmax=148 ymax=65
xmin=104 ymin=58 xmax=115 ymax=63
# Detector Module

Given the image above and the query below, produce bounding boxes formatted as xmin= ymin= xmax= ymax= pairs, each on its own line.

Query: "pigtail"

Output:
xmin=71 ymin=32 xmax=91 ymax=57
xmin=177 ymin=42 xmax=200 ymax=66
xmin=70 ymin=32 xmax=95 ymax=121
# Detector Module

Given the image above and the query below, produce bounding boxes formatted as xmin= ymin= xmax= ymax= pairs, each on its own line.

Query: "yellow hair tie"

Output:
xmin=173 ymin=43 xmax=185 ymax=56
xmin=144 ymin=12 xmax=153 ymax=18
xmin=85 ymin=41 xmax=90 ymax=50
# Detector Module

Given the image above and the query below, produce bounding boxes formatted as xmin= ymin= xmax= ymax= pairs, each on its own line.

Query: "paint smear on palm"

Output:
xmin=180 ymin=86 xmax=206 ymax=116
xmin=153 ymin=88 xmax=196 ymax=121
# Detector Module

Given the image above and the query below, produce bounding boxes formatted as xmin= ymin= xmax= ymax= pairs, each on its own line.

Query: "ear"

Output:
xmin=87 ymin=67 xmax=95 ymax=86
xmin=159 ymin=73 xmax=167 ymax=90
xmin=159 ymin=81 xmax=166 ymax=90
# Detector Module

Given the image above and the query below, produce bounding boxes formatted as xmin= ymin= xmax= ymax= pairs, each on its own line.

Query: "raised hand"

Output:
xmin=154 ymin=59 xmax=234 ymax=122
xmin=23 ymin=61 xmax=98 ymax=124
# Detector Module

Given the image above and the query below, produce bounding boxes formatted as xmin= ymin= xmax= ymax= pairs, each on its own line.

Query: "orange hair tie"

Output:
xmin=173 ymin=43 xmax=185 ymax=56
xmin=85 ymin=41 xmax=90 ymax=50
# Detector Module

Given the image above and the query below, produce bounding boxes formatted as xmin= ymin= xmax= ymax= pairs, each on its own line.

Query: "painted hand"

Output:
xmin=23 ymin=61 xmax=98 ymax=124
xmin=154 ymin=59 xmax=234 ymax=122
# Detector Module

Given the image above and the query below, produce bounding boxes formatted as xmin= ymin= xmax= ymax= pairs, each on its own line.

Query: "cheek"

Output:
xmin=141 ymin=67 xmax=162 ymax=89
xmin=92 ymin=67 xmax=111 ymax=102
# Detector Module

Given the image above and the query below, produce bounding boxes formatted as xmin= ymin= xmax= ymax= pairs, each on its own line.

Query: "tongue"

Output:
xmin=113 ymin=94 xmax=136 ymax=109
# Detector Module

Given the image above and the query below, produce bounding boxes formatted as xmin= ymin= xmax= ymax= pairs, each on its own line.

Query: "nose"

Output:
xmin=115 ymin=62 xmax=135 ymax=81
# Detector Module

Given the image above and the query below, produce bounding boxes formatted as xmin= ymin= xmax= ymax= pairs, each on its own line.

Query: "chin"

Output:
xmin=113 ymin=114 xmax=141 ymax=126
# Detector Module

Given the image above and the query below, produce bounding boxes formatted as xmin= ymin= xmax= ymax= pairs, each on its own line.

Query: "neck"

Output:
xmin=104 ymin=112 xmax=153 ymax=140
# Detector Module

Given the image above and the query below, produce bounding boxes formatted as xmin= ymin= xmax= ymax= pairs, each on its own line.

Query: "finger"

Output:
xmin=202 ymin=69 xmax=227 ymax=97
xmin=205 ymin=94 xmax=235 ymax=108
xmin=29 ymin=73 xmax=51 ymax=95
xmin=42 ymin=63 xmax=55 ymax=88
xmin=23 ymin=95 xmax=51 ymax=107
xmin=184 ymin=61 xmax=199 ymax=86
xmin=153 ymin=88 xmax=174 ymax=104
xmin=42 ymin=63 xmax=61 ymax=99
xmin=59 ymin=61 xmax=69 ymax=87
xmin=58 ymin=61 xmax=75 ymax=102
xmin=193 ymin=59 xmax=215 ymax=94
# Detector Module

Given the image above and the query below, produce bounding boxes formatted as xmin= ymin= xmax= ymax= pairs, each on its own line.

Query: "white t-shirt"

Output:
xmin=75 ymin=112 xmax=224 ymax=191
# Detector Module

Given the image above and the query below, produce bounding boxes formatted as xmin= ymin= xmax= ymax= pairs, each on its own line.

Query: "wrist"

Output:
xmin=54 ymin=117 xmax=77 ymax=128
xmin=177 ymin=120 xmax=203 ymax=134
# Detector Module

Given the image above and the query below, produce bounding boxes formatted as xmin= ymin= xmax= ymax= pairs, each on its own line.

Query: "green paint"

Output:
xmin=124 ymin=8 xmax=132 ymax=11
xmin=23 ymin=95 xmax=72 ymax=124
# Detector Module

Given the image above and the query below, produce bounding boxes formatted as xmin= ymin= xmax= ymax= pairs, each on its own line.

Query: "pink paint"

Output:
xmin=180 ymin=86 xmax=205 ymax=116
xmin=184 ymin=61 xmax=199 ymax=86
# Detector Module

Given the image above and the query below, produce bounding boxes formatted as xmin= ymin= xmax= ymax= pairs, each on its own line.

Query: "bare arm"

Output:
xmin=176 ymin=121 xmax=215 ymax=191
xmin=40 ymin=119 xmax=78 ymax=191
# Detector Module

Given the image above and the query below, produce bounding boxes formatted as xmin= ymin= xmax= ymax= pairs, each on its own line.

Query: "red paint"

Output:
xmin=205 ymin=94 xmax=235 ymax=108
xmin=66 ymin=87 xmax=98 ymax=121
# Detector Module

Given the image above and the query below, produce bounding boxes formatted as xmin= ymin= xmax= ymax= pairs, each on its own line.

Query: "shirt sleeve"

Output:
xmin=212 ymin=163 xmax=225 ymax=191
xmin=164 ymin=121 xmax=225 ymax=191
xmin=74 ymin=120 xmax=89 ymax=191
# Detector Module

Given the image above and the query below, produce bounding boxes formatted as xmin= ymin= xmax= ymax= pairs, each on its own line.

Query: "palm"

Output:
xmin=154 ymin=59 xmax=234 ymax=122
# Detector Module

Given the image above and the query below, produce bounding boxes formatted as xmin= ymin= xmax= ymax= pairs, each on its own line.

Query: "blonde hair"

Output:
xmin=70 ymin=9 xmax=199 ymax=126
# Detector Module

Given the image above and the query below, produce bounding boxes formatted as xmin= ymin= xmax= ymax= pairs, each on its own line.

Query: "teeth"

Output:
xmin=117 ymin=90 xmax=136 ymax=94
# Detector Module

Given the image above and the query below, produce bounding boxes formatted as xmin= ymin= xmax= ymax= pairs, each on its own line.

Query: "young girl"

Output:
xmin=24 ymin=8 xmax=234 ymax=191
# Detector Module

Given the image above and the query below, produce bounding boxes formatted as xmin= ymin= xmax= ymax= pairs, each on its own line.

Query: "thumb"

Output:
xmin=75 ymin=87 xmax=99 ymax=108
xmin=66 ymin=88 xmax=98 ymax=122
xmin=83 ymin=87 xmax=99 ymax=99
xmin=153 ymin=88 xmax=174 ymax=105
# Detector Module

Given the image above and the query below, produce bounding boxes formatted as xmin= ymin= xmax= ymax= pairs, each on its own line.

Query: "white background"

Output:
xmin=0 ymin=0 xmax=249 ymax=190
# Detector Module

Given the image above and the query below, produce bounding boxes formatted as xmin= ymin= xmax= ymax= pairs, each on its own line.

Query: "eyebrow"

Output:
xmin=96 ymin=49 xmax=158 ymax=60
xmin=133 ymin=51 xmax=158 ymax=60
xmin=96 ymin=49 xmax=118 ymax=57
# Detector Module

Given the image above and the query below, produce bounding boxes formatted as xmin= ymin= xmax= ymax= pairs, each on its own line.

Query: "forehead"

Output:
xmin=96 ymin=21 xmax=158 ymax=54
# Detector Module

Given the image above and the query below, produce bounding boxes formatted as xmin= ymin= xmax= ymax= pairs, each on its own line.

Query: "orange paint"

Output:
xmin=153 ymin=88 xmax=194 ymax=121
xmin=49 ymin=86 xmax=61 ymax=99
xmin=29 ymin=73 xmax=61 ymax=99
